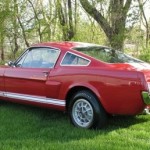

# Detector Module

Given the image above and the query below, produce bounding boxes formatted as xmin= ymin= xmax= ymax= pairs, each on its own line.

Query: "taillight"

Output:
xmin=147 ymin=82 xmax=150 ymax=92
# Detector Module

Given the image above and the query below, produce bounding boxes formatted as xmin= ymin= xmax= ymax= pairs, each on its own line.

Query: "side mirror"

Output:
xmin=5 ymin=61 xmax=15 ymax=67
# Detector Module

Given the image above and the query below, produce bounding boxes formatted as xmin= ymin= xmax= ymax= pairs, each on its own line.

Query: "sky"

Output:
xmin=144 ymin=2 xmax=150 ymax=20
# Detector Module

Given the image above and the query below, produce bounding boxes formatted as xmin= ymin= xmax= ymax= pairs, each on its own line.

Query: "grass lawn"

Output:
xmin=0 ymin=102 xmax=150 ymax=150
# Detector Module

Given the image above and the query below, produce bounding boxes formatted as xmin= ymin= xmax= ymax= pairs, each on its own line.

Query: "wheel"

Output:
xmin=69 ymin=90 xmax=107 ymax=129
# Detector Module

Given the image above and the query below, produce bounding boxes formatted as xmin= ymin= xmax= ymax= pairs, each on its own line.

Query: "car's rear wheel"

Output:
xmin=69 ymin=90 xmax=107 ymax=129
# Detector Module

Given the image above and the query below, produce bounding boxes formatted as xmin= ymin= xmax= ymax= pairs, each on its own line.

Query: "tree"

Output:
xmin=80 ymin=0 xmax=132 ymax=50
xmin=0 ymin=0 xmax=10 ymax=61
xmin=12 ymin=0 xmax=19 ymax=58
xmin=27 ymin=0 xmax=43 ymax=42
xmin=56 ymin=0 xmax=77 ymax=41
xmin=16 ymin=0 xmax=30 ymax=47
xmin=38 ymin=0 xmax=58 ymax=41
xmin=138 ymin=0 xmax=149 ymax=48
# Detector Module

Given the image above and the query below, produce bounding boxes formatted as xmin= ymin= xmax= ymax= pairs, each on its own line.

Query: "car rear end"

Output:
xmin=140 ymin=70 xmax=150 ymax=113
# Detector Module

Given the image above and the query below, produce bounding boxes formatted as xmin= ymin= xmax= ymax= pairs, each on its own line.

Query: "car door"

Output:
xmin=4 ymin=47 xmax=60 ymax=103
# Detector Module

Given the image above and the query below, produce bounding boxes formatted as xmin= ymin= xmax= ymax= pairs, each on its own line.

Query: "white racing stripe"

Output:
xmin=0 ymin=91 xmax=4 ymax=97
xmin=0 ymin=91 xmax=65 ymax=107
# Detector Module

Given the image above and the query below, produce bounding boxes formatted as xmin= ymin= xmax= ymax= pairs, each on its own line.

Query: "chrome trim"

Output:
xmin=60 ymin=51 xmax=91 ymax=66
xmin=142 ymin=91 xmax=150 ymax=105
xmin=29 ymin=45 xmax=60 ymax=51
xmin=0 ymin=91 xmax=65 ymax=107
xmin=0 ymin=91 xmax=4 ymax=97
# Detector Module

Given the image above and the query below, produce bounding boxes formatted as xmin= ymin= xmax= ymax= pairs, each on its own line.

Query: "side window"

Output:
xmin=16 ymin=48 xmax=60 ymax=68
xmin=61 ymin=52 xmax=90 ymax=66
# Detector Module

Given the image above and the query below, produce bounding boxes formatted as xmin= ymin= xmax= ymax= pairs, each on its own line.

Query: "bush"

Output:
xmin=138 ymin=47 xmax=150 ymax=63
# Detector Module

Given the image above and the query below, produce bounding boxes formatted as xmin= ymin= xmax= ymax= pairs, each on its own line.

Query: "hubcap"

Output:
xmin=72 ymin=99 xmax=94 ymax=128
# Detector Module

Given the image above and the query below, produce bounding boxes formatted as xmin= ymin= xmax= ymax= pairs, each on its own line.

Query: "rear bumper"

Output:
xmin=142 ymin=91 xmax=150 ymax=105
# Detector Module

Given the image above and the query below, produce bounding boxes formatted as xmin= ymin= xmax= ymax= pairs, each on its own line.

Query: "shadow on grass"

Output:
xmin=0 ymin=101 xmax=149 ymax=143
xmin=106 ymin=115 xmax=148 ymax=130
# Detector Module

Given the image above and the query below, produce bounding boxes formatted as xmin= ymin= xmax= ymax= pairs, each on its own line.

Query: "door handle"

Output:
xmin=42 ymin=71 xmax=49 ymax=77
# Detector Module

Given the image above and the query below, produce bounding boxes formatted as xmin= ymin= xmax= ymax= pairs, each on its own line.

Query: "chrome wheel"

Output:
xmin=72 ymin=99 xmax=94 ymax=128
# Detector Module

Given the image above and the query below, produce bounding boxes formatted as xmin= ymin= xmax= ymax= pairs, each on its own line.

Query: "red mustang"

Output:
xmin=0 ymin=42 xmax=150 ymax=129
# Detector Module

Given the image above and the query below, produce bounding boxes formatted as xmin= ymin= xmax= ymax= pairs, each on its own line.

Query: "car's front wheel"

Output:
xmin=69 ymin=90 xmax=107 ymax=129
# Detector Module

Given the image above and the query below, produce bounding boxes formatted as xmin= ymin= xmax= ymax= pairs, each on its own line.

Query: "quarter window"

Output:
xmin=61 ymin=52 xmax=90 ymax=66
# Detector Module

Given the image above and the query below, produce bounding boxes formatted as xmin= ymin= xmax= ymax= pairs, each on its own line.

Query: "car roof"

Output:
xmin=30 ymin=41 xmax=112 ymax=67
xmin=32 ymin=41 xmax=109 ymax=51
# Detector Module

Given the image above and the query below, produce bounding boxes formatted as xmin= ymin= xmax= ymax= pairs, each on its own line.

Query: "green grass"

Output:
xmin=0 ymin=102 xmax=150 ymax=150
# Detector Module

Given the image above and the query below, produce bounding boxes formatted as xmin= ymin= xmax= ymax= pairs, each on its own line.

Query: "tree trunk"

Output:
xmin=56 ymin=0 xmax=75 ymax=41
xmin=80 ymin=0 xmax=132 ymax=51
xmin=138 ymin=0 xmax=149 ymax=48
xmin=17 ymin=16 xmax=30 ymax=47
xmin=13 ymin=0 xmax=19 ymax=59
xmin=28 ymin=0 xmax=42 ymax=42
xmin=0 ymin=36 xmax=4 ymax=61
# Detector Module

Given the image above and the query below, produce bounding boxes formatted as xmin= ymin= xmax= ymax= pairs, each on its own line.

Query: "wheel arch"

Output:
xmin=65 ymin=85 xmax=105 ymax=112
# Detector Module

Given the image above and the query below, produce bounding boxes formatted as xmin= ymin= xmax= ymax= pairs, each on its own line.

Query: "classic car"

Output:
xmin=0 ymin=41 xmax=150 ymax=129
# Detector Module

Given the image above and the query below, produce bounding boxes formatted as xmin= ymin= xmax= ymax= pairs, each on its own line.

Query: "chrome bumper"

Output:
xmin=142 ymin=91 xmax=150 ymax=105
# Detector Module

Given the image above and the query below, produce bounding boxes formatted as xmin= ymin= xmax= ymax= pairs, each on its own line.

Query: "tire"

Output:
xmin=68 ymin=90 xmax=107 ymax=129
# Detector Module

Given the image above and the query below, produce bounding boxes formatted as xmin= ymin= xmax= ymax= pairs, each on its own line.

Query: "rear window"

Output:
xmin=74 ymin=46 xmax=143 ymax=63
xmin=61 ymin=52 xmax=90 ymax=66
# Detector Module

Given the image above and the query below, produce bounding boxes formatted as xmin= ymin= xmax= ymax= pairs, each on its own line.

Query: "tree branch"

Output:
xmin=80 ymin=0 xmax=112 ymax=38
xmin=123 ymin=0 xmax=132 ymax=15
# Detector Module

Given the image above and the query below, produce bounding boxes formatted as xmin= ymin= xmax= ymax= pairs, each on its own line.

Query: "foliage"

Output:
xmin=80 ymin=0 xmax=132 ymax=50
xmin=0 ymin=0 xmax=150 ymax=62
xmin=73 ymin=20 xmax=106 ymax=44
xmin=0 ymin=102 xmax=150 ymax=150
xmin=138 ymin=47 xmax=150 ymax=63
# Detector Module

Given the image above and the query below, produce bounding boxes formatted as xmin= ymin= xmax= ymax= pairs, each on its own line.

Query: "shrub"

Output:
xmin=138 ymin=47 xmax=150 ymax=63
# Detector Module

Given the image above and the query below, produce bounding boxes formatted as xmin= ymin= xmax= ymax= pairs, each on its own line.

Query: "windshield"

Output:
xmin=73 ymin=46 xmax=143 ymax=63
